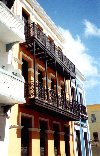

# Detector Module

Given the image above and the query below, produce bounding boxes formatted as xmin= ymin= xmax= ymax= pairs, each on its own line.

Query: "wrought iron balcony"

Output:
xmin=0 ymin=65 xmax=25 ymax=105
xmin=0 ymin=1 xmax=24 ymax=43
xmin=80 ymin=104 xmax=88 ymax=120
xmin=24 ymin=22 xmax=75 ymax=78
xmin=24 ymin=81 xmax=80 ymax=120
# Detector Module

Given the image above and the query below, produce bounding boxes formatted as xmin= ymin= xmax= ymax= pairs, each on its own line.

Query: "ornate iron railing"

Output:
xmin=24 ymin=22 xmax=75 ymax=75
xmin=80 ymin=104 xmax=88 ymax=119
xmin=24 ymin=81 xmax=84 ymax=118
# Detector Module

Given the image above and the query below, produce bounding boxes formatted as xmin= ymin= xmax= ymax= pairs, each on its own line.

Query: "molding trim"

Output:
xmin=28 ymin=128 xmax=40 ymax=132
xmin=74 ymin=122 xmax=80 ymax=126
xmin=28 ymin=68 xmax=34 ymax=72
xmin=50 ymin=73 xmax=55 ymax=78
xmin=58 ymin=132 xmax=65 ymax=135
xmin=45 ymin=130 xmax=54 ymax=134
xmin=42 ymin=77 xmax=52 ymax=83
xmin=38 ymin=64 xmax=45 ymax=71
xmin=9 ymin=125 xmax=23 ymax=129
xmin=13 ymin=57 xmax=22 ymax=65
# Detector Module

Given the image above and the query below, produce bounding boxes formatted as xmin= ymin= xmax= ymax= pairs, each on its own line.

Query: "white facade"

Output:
xmin=72 ymin=68 xmax=92 ymax=156
xmin=0 ymin=1 xmax=24 ymax=43
xmin=0 ymin=1 xmax=25 ymax=155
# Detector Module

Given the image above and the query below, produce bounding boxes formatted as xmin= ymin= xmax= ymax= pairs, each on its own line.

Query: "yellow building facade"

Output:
xmin=87 ymin=104 xmax=100 ymax=146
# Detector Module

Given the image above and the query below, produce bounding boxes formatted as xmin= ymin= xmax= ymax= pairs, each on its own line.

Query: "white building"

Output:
xmin=0 ymin=1 xmax=25 ymax=155
xmin=71 ymin=68 xmax=92 ymax=156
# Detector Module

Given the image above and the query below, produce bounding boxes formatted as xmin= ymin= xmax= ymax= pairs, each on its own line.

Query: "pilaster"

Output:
xmin=31 ymin=128 xmax=40 ymax=156
xmin=45 ymin=130 xmax=55 ymax=156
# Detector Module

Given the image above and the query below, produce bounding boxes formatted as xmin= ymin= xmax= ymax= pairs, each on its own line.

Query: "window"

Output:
xmin=79 ymin=92 xmax=83 ymax=104
xmin=71 ymin=87 xmax=75 ymax=101
xmin=76 ymin=130 xmax=82 ymax=156
xmin=51 ymin=78 xmax=55 ymax=90
xmin=61 ymin=84 xmax=64 ymax=96
xmin=93 ymin=132 xmax=99 ymax=142
xmin=53 ymin=124 xmax=60 ymax=156
xmin=91 ymin=114 xmax=96 ymax=123
xmin=22 ymin=9 xmax=30 ymax=25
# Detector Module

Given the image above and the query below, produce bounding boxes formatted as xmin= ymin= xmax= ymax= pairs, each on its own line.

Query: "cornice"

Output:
xmin=29 ymin=0 xmax=65 ymax=42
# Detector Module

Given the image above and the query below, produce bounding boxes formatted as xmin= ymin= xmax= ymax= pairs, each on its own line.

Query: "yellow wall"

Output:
xmin=8 ymin=105 xmax=21 ymax=156
xmin=87 ymin=105 xmax=100 ymax=145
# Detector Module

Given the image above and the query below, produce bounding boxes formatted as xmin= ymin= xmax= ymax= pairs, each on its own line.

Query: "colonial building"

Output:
xmin=0 ymin=0 xmax=25 ymax=155
xmin=72 ymin=69 xmax=92 ymax=156
xmin=0 ymin=0 xmax=90 ymax=156
xmin=87 ymin=104 xmax=100 ymax=148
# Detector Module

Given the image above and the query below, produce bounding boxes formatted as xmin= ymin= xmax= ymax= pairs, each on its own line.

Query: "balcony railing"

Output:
xmin=24 ymin=23 xmax=75 ymax=76
xmin=80 ymin=104 xmax=88 ymax=120
xmin=25 ymin=81 xmax=81 ymax=120
xmin=0 ymin=1 xmax=24 ymax=43
xmin=0 ymin=66 xmax=25 ymax=105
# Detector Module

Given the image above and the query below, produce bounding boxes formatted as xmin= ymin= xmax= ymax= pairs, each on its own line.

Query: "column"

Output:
xmin=33 ymin=41 xmax=36 ymax=97
xmin=64 ymin=75 xmax=67 ymax=108
xmin=46 ymin=130 xmax=55 ymax=156
xmin=59 ymin=132 xmax=65 ymax=156
xmin=45 ymin=49 xmax=48 ymax=101
xmin=69 ymin=121 xmax=75 ymax=156
xmin=55 ymin=60 xmax=58 ymax=106
xmin=31 ymin=128 xmax=40 ymax=156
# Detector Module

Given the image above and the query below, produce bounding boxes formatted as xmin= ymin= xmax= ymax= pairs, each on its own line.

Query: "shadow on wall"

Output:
xmin=0 ymin=116 xmax=6 ymax=141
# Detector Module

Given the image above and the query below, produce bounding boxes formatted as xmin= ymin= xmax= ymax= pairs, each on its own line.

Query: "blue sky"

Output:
xmin=37 ymin=0 xmax=100 ymax=105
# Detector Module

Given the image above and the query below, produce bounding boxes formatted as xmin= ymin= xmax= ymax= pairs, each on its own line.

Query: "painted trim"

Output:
xmin=19 ymin=112 xmax=34 ymax=128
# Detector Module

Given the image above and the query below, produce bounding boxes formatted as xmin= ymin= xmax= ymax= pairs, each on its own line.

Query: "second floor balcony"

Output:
xmin=24 ymin=22 xmax=75 ymax=79
xmin=0 ymin=65 xmax=25 ymax=105
xmin=0 ymin=1 xmax=24 ymax=43
xmin=24 ymin=80 xmax=87 ymax=121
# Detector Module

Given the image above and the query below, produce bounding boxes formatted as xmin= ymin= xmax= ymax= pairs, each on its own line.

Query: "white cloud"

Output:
xmin=58 ymin=27 xmax=100 ymax=88
xmin=85 ymin=78 xmax=100 ymax=89
xmin=84 ymin=19 xmax=100 ymax=37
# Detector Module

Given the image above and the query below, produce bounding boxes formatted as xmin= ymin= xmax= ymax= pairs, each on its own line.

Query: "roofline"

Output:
xmin=75 ymin=68 xmax=86 ymax=81
xmin=29 ymin=0 xmax=65 ymax=42
xmin=87 ymin=104 xmax=100 ymax=107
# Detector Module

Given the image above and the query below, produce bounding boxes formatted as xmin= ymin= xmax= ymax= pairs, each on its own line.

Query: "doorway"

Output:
xmin=84 ymin=132 xmax=89 ymax=156
xmin=40 ymin=120 xmax=48 ymax=156
xmin=53 ymin=124 xmax=60 ymax=156
xmin=76 ymin=130 xmax=82 ymax=156
xmin=21 ymin=116 xmax=32 ymax=156
xmin=64 ymin=126 xmax=70 ymax=156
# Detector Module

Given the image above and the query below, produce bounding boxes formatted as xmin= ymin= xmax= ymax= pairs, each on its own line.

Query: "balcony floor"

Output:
xmin=25 ymin=97 xmax=80 ymax=121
